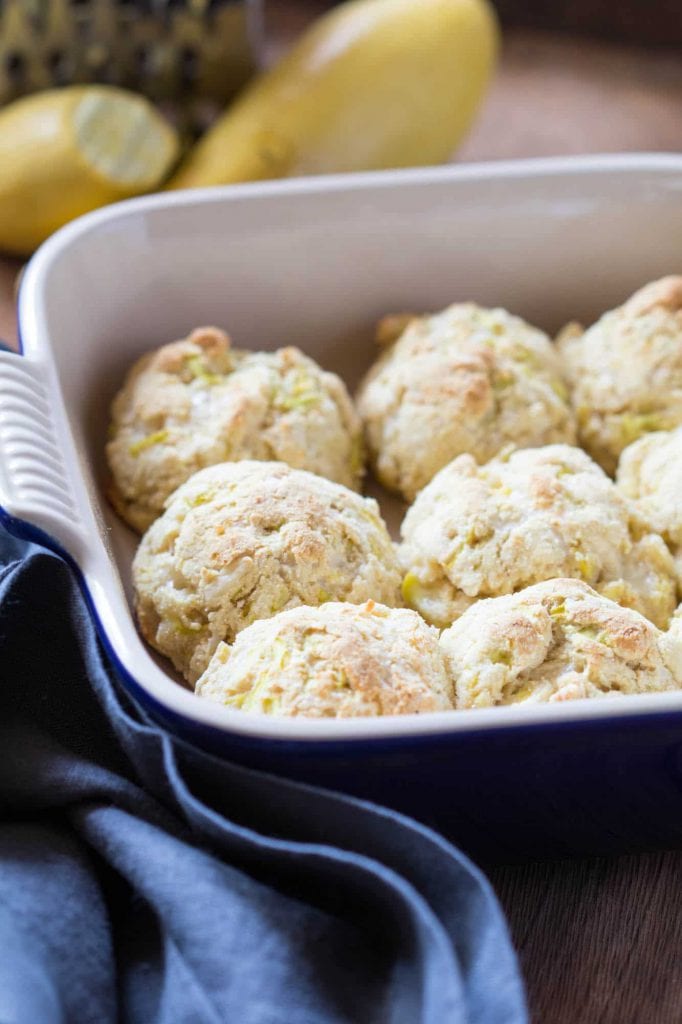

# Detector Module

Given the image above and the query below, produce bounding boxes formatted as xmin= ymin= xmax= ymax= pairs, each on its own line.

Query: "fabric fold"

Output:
xmin=0 ymin=530 xmax=527 ymax=1024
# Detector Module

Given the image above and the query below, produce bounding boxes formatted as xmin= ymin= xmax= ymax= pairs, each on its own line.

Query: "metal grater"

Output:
xmin=0 ymin=0 xmax=262 ymax=130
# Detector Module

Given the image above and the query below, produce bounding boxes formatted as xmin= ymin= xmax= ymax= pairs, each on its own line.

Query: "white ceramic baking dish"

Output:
xmin=4 ymin=155 xmax=682 ymax=859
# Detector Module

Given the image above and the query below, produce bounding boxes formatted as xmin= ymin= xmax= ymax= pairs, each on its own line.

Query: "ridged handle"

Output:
xmin=0 ymin=351 xmax=82 ymax=554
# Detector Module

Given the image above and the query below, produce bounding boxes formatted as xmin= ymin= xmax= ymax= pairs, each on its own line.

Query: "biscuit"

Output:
xmin=617 ymin=425 xmax=682 ymax=586
xmin=107 ymin=327 xmax=363 ymax=532
xmin=440 ymin=579 xmax=682 ymax=708
xmin=356 ymin=302 xmax=575 ymax=500
xmin=133 ymin=461 xmax=402 ymax=683
xmin=398 ymin=444 xmax=676 ymax=629
xmin=196 ymin=600 xmax=454 ymax=717
xmin=558 ymin=276 xmax=682 ymax=474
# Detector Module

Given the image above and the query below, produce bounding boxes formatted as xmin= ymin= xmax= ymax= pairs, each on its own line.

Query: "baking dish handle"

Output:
xmin=0 ymin=349 xmax=85 ymax=558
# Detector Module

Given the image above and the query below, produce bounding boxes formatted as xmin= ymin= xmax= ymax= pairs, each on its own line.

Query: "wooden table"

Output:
xmin=3 ymin=4 xmax=682 ymax=1020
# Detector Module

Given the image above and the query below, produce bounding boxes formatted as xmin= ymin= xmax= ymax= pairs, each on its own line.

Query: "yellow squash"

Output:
xmin=168 ymin=0 xmax=498 ymax=189
xmin=0 ymin=86 xmax=179 ymax=256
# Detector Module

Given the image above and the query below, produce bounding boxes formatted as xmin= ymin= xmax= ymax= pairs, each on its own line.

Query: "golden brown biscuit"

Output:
xmin=440 ymin=579 xmax=682 ymax=708
xmin=107 ymin=327 xmax=363 ymax=532
xmin=616 ymin=425 xmax=682 ymax=586
xmin=196 ymin=600 xmax=454 ymax=717
xmin=356 ymin=302 xmax=575 ymax=500
xmin=133 ymin=461 xmax=402 ymax=683
xmin=559 ymin=276 xmax=682 ymax=474
xmin=398 ymin=444 xmax=676 ymax=629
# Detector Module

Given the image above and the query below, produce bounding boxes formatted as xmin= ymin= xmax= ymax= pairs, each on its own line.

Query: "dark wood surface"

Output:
xmin=492 ymin=0 xmax=682 ymax=49
xmin=3 ymin=4 xmax=682 ymax=1021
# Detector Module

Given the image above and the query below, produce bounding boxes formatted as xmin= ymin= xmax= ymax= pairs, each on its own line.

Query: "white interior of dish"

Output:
xmin=14 ymin=156 xmax=682 ymax=740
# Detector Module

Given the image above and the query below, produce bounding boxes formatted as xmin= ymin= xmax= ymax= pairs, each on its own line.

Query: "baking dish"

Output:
xmin=4 ymin=154 xmax=682 ymax=861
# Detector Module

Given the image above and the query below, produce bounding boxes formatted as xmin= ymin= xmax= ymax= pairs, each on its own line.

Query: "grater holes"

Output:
xmin=47 ymin=48 xmax=70 ymax=84
xmin=206 ymin=0 xmax=222 ymax=20
xmin=179 ymin=45 xmax=197 ymax=88
xmin=134 ymin=42 xmax=150 ymax=76
xmin=5 ymin=50 xmax=25 ymax=83
xmin=205 ymin=0 xmax=226 ymax=29
xmin=162 ymin=0 xmax=185 ymax=34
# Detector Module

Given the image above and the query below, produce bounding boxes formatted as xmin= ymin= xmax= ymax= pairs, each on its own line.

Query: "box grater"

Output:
xmin=0 ymin=0 xmax=262 ymax=130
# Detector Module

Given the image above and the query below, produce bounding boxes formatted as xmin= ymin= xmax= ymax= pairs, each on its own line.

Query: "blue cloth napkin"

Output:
xmin=0 ymin=526 xmax=527 ymax=1024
